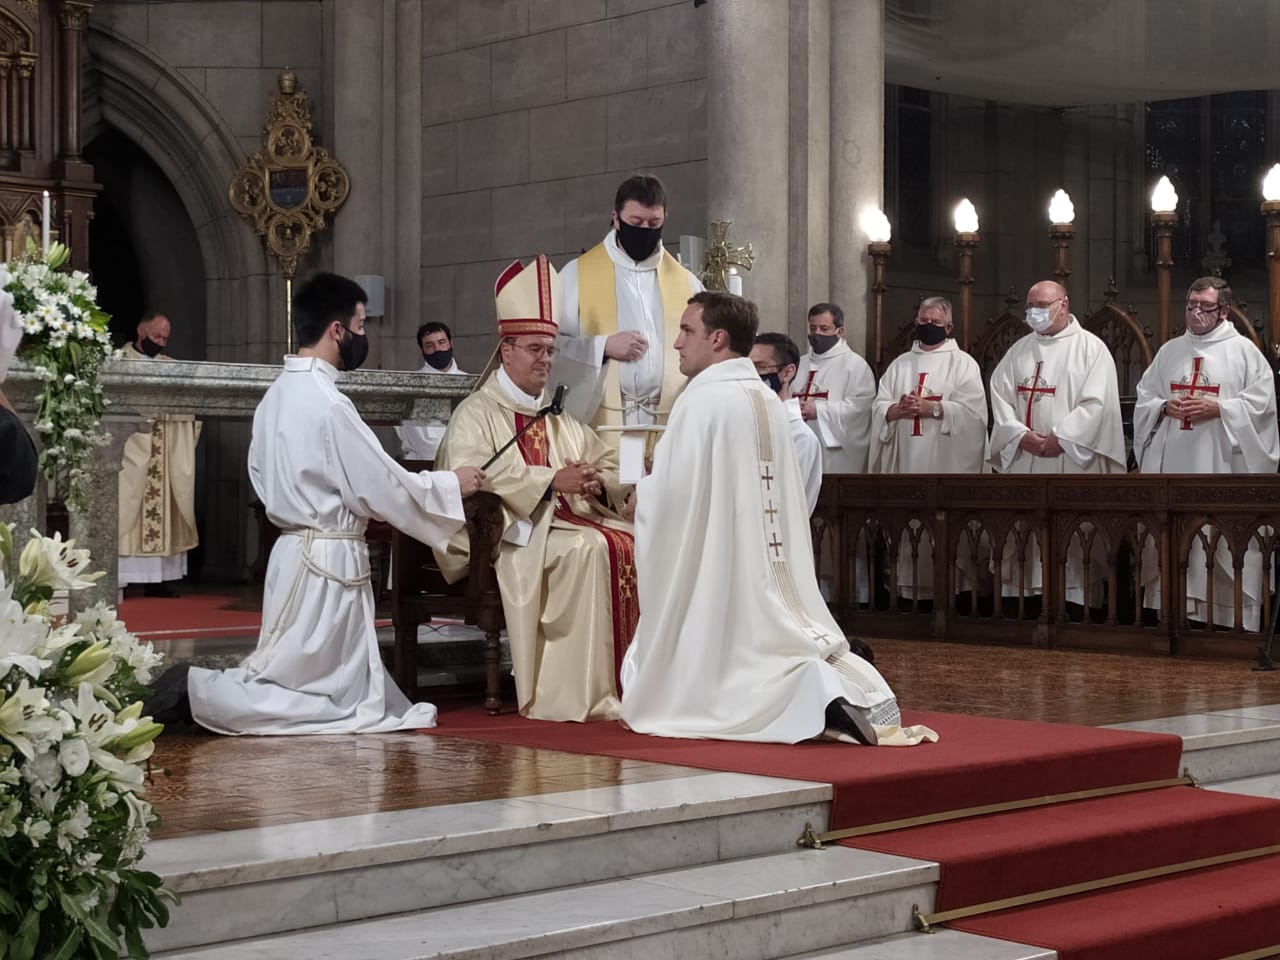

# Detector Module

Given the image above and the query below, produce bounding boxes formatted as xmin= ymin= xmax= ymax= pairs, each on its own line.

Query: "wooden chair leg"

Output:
xmin=484 ymin=627 xmax=502 ymax=714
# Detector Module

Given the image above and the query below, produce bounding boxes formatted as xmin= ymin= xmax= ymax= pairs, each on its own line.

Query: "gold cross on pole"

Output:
xmin=701 ymin=219 xmax=754 ymax=292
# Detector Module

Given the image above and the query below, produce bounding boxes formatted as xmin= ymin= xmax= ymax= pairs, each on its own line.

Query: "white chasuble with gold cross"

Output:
xmin=1134 ymin=322 xmax=1279 ymax=629
xmin=621 ymin=357 xmax=935 ymax=746
xmin=434 ymin=372 xmax=637 ymax=722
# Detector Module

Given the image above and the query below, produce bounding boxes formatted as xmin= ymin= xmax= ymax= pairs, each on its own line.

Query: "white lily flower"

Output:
xmin=0 ymin=679 xmax=63 ymax=760
xmin=58 ymin=737 xmax=90 ymax=777
xmin=18 ymin=530 xmax=104 ymax=591
xmin=0 ymin=580 xmax=52 ymax=681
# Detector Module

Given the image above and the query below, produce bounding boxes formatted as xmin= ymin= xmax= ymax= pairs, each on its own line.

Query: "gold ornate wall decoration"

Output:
xmin=228 ymin=69 xmax=349 ymax=280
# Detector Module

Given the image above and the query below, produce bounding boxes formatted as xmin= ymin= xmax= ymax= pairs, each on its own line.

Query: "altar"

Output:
xmin=0 ymin=357 xmax=475 ymax=607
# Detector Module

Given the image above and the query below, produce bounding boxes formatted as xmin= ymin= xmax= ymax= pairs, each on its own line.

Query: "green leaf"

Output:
xmin=11 ymin=907 xmax=40 ymax=960
xmin=0 ymin=888 xmax=16 ymax=916
xmin=42 ymin=927 xmax=81 ymax=960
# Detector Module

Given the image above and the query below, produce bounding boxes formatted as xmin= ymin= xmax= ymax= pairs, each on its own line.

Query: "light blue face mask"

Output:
xmin=1025 ymin=305 xmax=1055 ymax=334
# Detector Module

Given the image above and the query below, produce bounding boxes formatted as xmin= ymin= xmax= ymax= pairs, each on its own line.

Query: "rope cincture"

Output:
xmin=244 ymin=528 xmax=370 ymax=671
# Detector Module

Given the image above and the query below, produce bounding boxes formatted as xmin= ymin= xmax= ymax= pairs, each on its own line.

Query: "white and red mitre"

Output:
xmin=494 ymin=254 xmax=560 ymax=339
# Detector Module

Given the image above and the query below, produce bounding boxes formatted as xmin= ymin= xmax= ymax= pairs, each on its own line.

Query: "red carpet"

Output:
xmin=117 ymin=593 xmax=391 ymax=641
xmin=118 ymin=594 xmax=262 ymax=640
xmin=952 ymin=854 xmax=1280 ymax=960
xmin=847 ymin=785 xmax=1280 ymax=911
xmin=427 ymin=705 xmax=1182 ymax=830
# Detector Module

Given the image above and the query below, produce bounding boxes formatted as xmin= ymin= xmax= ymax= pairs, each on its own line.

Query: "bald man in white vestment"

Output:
xmin=871 ymin=297 xmax=989 ymax=601
xmin=187 ymin=273 xmax=484 ymax=735
xmin=988 ymin=281 xmax=1125 ymax=607
xmin=1135 ymin=277 xmax=1280 ymax=630
xmin=621 ymin=291 xmax=936 ymax=748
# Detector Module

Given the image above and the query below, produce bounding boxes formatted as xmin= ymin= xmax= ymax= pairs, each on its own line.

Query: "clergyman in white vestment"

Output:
xmin=620 ymin=291 xmax=936 ymax=747
xmin=870 ymin=297 xmax=989 ymax=601
xmin=396 ymin=321 xmax=470 ymax=461
xmin=749 ymin=332 xmax=822 ymax=514
xmin=1134 ymin=277 xmax=1280 ymax=629
xmin=434 ymin=255 xmax=637 ymax=722
xmin=188 ymin=273 xmax=484 ymax=735
xmin=988 ymin=281 xmax=1126 ymax=606
xmin=117 ymin=313 xmax=201 ymax=592
xmin=555 ymin=174 xmax=702 ymax=433
xmin=793 ymin=302 xmax=877 ymax=475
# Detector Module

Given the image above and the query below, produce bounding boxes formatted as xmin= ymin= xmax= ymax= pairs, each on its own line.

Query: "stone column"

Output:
xmin=68 ymin=418 xmax=135 ymax=613
xmin=829 ymin=0 xmax=885 ymax=353
xmin=706 ymin=0 xmax=790 ymax=329
xmin=392 ymin=0 xmax=423 ymax=353
xmin=788 ymin=0 xmax=831 ymax=339
xmin=332 ymin=4 xmax=384 ymax=355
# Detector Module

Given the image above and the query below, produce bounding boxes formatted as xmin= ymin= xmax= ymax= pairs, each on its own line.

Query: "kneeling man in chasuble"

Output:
xmin=620 ymin=291 xmax=936 ymax=748
xmin=988 ymin=280 xmax=1125 ymax=608
xmin=434 ymin=255 xmax=637 ymax=723
xmin=1135 ymin=277 xmax=1280 ymax=629
xmin=187 ymin=274 xmax=485 ymax=735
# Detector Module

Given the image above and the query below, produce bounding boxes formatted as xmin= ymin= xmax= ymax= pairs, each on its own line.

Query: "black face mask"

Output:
xmin=808 ymin=333 xmax=839 ymax=355
xmin=423 ymin=348 xmax=454 ymax=371
xmin=138 ymin=337 xmax=164 ymax=358
xmin=760 ymin=371 xmax=783 ymax=392
xmin=915 ymin=323 xmax=948 ymax=346
xmin=615 ymin=219 xmax=663 ymax=262
xmin=339 ymin=327 xmax=369 ymax=371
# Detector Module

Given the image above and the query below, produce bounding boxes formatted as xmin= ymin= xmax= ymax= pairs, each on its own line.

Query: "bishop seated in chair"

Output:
xmin=433 ymin=255 xmax=638 ymax=722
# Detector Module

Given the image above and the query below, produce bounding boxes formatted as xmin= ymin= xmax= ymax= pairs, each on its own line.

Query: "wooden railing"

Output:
xmin=814 ymin=474 xmax=1280 ymax=660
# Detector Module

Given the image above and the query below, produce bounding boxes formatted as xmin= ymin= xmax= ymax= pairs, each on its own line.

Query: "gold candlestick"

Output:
xmin=1264 ymin=199 xmax=1280 ymax=355
xmin=1050 ymin=222 xmax=1074 ymax=284
xmin=1152 ymin=210 xmax=1177 ymax=345
xmin=868 ymin=240 xmax=891 ymax=370
xmin=955 ymin=232 xmax=979 ymax=351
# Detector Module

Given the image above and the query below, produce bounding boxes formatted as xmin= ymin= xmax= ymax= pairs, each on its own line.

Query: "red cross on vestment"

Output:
xmin=910 ymin=371 xmax=944 ymax=437
xmin=1169 ymin=356 xmax=1220 ymax=431
xmin=1015 ymin=360 xmax=1057 ymax=428
xmin=794 ymin=370 xmax=829 ymax=404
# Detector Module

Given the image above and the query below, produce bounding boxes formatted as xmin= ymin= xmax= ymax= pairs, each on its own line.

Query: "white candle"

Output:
xmin=727 ymin=267 xmax=743 ymax=297
xmin=41 ymin=190 xmax=50 ymax=256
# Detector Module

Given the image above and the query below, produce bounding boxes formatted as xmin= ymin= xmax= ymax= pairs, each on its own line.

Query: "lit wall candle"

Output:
xmin=41 ymin=190 xmax=50 ymax=256
xmin=727 ymin=266 xmax=743 ymax=296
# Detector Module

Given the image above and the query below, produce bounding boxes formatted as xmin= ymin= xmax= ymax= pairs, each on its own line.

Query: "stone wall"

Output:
xmin=418 ymin=0 xmax=708 ymax=372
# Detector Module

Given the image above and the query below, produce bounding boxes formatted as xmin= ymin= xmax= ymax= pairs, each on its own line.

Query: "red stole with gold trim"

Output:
xmin=515 ymin=414 xmax=638 ymax=688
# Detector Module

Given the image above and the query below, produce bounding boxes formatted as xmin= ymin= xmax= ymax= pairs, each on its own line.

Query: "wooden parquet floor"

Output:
xmin=148 ymin=639 xmax=1280 ymax=839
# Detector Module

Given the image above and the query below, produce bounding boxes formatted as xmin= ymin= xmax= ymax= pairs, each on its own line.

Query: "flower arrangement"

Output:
xmin=0 ymin=523 xmax=172 ymax=959
xmin=8 ymin=241 xmax=114 ymax=512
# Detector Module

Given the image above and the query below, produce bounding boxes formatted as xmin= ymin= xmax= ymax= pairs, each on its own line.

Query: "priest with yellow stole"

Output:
xmin=434 ymin=255 xmax=637 ymax=722
xmin=556 ymin=174 xmax=703 ymax=433
xmin=117 ymin=312 xmax=201 ymax=594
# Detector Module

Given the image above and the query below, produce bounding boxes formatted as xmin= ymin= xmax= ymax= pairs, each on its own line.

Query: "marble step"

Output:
xmin=785 ymin=929 xmax=1055 ymax=959
xmin=151 ymin=844 xmax=938 ymax=960
xmin=144 ymin=771 xmax=833 ymax=953
xmin=1105 ymin=703 xmax=1280 ymax=783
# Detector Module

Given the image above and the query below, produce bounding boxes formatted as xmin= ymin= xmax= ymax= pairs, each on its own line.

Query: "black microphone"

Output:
xmin=482 ymin=384 xmax=569 ymax=470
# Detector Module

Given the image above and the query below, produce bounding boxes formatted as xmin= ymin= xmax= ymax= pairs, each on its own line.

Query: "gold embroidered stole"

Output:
xmin=577 ymin=241 xmax=690 ymax=430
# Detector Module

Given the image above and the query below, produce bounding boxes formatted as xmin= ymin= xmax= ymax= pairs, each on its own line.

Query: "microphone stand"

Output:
xmin=482 ymin=392 xmax=564 ymax=470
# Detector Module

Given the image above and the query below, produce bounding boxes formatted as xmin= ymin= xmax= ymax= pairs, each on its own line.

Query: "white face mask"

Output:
xmin=1025 ymin=305 xmax=1055 ymax=334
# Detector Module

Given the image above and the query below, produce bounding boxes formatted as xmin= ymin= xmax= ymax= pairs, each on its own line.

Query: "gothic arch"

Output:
xmin=82 ymin=25 xmax=275 ymax=362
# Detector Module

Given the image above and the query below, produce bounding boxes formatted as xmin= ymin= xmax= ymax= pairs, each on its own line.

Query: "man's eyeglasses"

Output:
xmin=510 ymin=342 xmax=558 ymax=361
xmin=753 ymin=363 xmax=780 ymax=374
xmin=1025 ymin=298 xmax=1063 ymax=310
xmin=1186 ymin=301 xmax=1223 ymax=316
